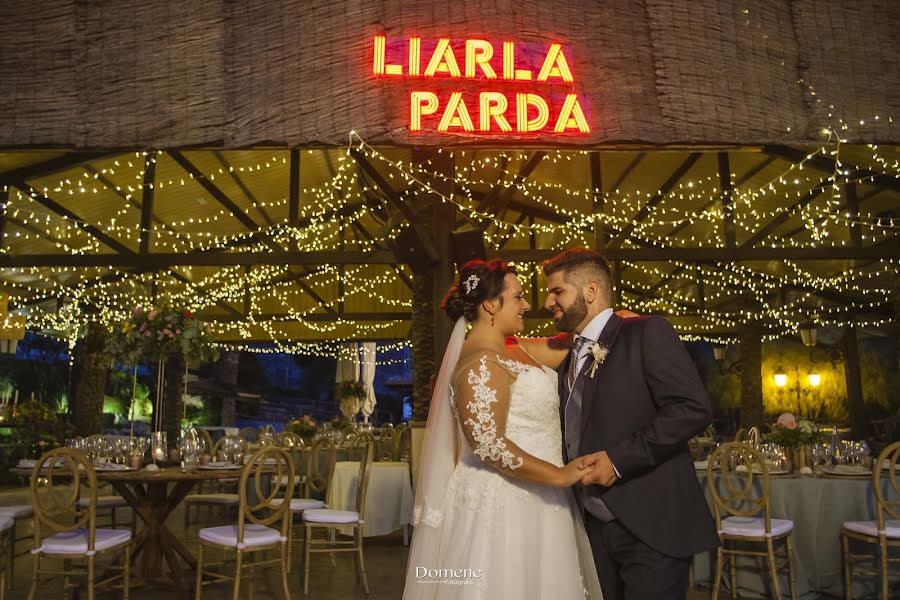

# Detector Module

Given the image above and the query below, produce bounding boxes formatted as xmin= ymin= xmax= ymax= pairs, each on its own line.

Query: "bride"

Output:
xmin=403 ymin=260 xmax=604 ymax=599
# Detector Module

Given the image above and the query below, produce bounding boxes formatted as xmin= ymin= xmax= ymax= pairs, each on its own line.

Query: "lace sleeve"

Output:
xmin=453 ymin=353 xmax=563 ymax=483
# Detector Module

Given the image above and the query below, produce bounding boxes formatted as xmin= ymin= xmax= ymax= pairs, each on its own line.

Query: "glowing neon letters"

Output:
xmin=373 ymin=35 xmax=590 ymax=135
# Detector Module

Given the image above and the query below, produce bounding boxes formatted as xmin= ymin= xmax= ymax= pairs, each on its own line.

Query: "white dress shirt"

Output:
xmin=571 ymin=307 xmax=614 ymax=385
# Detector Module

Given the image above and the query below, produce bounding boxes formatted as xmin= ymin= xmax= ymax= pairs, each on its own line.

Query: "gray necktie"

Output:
xmin=567 ymin=336 xmax=587 ymax=393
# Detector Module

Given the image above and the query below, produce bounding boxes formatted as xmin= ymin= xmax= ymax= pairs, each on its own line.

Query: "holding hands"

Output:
xmin=577 ymin=451 xmax=620 ymax=487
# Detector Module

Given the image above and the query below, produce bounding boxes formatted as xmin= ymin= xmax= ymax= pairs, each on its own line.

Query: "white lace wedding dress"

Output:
xmin=403 ymin=351 xmax=603 ymax=599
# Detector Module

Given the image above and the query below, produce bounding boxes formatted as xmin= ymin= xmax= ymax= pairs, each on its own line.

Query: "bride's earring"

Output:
xmin=491 ymin=314 xmax=495 ymax=327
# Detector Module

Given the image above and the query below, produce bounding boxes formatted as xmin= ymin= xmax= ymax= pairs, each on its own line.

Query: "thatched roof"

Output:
xmin=0 ymin=0 xmax=897 ymax=148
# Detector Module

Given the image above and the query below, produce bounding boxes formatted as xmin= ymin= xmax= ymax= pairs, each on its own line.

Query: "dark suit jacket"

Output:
xmin=560 ymin=313 xmax=719 ymax=558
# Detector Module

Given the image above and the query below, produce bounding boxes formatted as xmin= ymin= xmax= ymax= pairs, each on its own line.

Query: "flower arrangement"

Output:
xmin=9 ymin=398 xmax=71 ymax=458
xmin=286 ymin=415 xmax=317 ymax=438
xmin=762 ymin=412 xmax=829 ymax=449
xmin=330 ymin=416 xmax=354 ymax=432
xmin=107 ymin=307 xmax=219 ymax=364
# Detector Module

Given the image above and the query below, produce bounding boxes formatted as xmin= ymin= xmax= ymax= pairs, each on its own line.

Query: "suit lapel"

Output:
xmin=574 ymin=313 xmax=625 ymax=439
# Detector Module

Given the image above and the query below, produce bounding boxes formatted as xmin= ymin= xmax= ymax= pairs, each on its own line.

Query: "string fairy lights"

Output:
xmin=0 ymin=109 xmax=895 ymax=362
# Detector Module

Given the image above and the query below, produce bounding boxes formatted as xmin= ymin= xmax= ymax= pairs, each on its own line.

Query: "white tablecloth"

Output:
xmin=326 ymin=461 xmax=413 ymax=537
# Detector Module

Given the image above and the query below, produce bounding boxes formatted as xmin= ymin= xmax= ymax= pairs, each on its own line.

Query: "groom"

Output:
xmin=544 ymin=248 xmax=718 ymax=600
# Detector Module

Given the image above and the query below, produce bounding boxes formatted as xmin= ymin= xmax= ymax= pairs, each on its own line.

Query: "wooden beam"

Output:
xmin=0 ymin=188 xmax=7 ymax=253
xmin=718 ymin=152 xmax=736 ymax=247
xmin=741 ymin=180 xmax=829 ymax=247
xmin=8 ymin=182 xmax=135 ymax=255
xmin=0 ymin=152 xmax=111 ymax=186
xmin=213 ymin=151 xmax=275 ymax=227
xmin=289 ymin=149 xmax=301 ymax=227
xmin=83 ymin=165 xmax=178 ymax=237
xmin=207 ymin=312 xmax=412 ymax=323
xmin=168 ymin=151 xmax=260 ymax=231
xmin=843 ymin=181 xmax=863 ymax=248
xmin=608 ymin=153 xmax=645 ymax=192
xmin=0 ymin=250 xmax=397 ymax=268
xmin=139 ymin=154 xmax=156 ymax=254
xmin=662 ymin=154 xmax=777 ymax=240
xmin=476 ymin=151 xmax=546 ymax=216
xmin=591 ymin=152 xmax=608 ymax=249
xmin=608 ymin=153 xmax=702 ymax=248
xmin=763 ymin=145 xmax=900 ymax=194
xmin=349 ymin=148 xmax=438 ymax=261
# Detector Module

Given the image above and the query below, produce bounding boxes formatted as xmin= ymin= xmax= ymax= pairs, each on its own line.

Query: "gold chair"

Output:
xmin=346 ymin=432 xmax=375 ymax=462
xmin=198 ymin=428 xmax=215 ymax=457
xmin=302 ymin=441 xmax=374 ymax=596
xmin=27 ymin=448 xmax=131 ymax=600
xmin=184 ymin=435 xmax=244 ymax=530
xmin=238 ymin=427 xmax=259 ymax=445
xmin=194 ymin=445 xmax=295 ymax=600
xmin=840 ymin=440 xmax=900 ymax=599
xmin=274 ymin=436 xmax=334 ymax=570
xmin=275 ymin=432 xmax=306 ymax=491
xmin=0 ymin=503 xmax=33 ymax=592
xmin=707 ymin=442 xmax=797 ymax=600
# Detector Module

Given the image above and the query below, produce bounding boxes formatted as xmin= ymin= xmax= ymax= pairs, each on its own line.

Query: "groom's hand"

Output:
xmin=577 ymin=451 xmax=620 ymax=487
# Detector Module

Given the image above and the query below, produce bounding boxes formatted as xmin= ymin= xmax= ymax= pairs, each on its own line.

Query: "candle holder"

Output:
xmin=151 ymin=431 xmax=167 ymax=465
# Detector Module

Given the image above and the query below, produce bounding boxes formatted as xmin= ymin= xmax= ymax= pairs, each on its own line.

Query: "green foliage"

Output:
xmin=334 ymin=380 xmax=367 ymax=400
xmin=102 ymin=395 xmax=126 ymax=422
xmin=183 ymin=394 xmax=222 ymax=427
xmin=107 ymin=307 xmax=219 ymax=365
xmin=9 ymin=398 xmax=72 ymax=457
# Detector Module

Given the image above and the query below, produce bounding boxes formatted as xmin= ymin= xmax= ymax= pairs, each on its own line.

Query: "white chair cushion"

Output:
xmin=270 ymin=498 xmax=325 ymax=511
xmin=302 ymin=509 xmax=360 ymax=524
xmin=0 ymin=504 xmax=33 ymax=519
xmin=35 ymin=528 xmax=131 ymax=556
xmin=842 ymin=520 xmax=900 ymax=539
xmin=720 ymin=516 xmax=794 ymax=538
xmin=199 ymin=524 xmax=285 ymax=549
xmin=0 ymin=516 xmax=14 ymax=533
xmin=185 ymin=493 xmax=239 ymax=505
xmin=78 ymin=496 xmax=129 ymax=508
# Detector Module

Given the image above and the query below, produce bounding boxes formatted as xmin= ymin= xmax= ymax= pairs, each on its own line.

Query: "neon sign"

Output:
xmin=372 ymin=35 xmax=590 ymax=135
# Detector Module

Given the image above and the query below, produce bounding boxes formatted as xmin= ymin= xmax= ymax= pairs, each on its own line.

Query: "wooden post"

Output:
xmin=718 ymin=152 xmax=736 ymax=247
xmin=410 ymin=273 xmax=435 ymax=422
xmin=590 ymin=152 xmax=608 ymax=249
xmin=739 ymin=326 xmax=764 ymax=429
xmin=139 ymin=153 xmax=156 ymax=254
xmin=289 ymin=149 xmax=300 ymax=227
xmin=0 ymin=187 xmax=8 ymax=254
xmin=71 ymin=321 xmax=110 ymax=436
xmin=842 ymin=326 xmax=870 ymax=439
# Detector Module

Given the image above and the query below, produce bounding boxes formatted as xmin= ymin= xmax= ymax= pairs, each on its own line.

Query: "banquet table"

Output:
xmin=326 ymin=461 xmax=413 ymax=537
xmin=14 ymin=464 xmax=250 ymax=590
xmin=694 ymin=470 xmax=895 ymax=599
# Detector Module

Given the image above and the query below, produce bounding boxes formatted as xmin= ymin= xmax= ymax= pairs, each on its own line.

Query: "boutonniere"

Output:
xmin=588 ymin=342 xmax=610 ymax=378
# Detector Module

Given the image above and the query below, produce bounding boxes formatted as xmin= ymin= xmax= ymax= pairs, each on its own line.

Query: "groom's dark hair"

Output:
xmin=542 ymin=248 xmax=613 ymax=302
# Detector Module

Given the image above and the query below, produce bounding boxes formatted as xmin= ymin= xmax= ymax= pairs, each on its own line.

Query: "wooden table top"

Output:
xmin=11 ymin=464 xmax=248 ymax=482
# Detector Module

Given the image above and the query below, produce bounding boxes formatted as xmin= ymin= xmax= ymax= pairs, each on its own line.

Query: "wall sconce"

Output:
xmin=808 ymin=373 xmax=821 ymax=387
xmin=713 ymin=345 xmax=742 ymax=375
xmin=799 ymin=321 xmax=817 ymax=348
xmin=774 ymin=367 xmax=788 ymax=387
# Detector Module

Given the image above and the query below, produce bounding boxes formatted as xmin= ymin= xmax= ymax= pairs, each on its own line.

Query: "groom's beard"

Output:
xmin=552 ymin=293 xmax=588 ymax=332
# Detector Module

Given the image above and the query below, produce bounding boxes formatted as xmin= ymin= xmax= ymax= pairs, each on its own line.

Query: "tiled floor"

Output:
xmin=2 ymin=490 xmax=719 ymax=599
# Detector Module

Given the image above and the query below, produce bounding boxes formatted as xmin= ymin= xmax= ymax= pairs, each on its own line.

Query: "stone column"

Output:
xmin=738 ymin=326 xmax=764 ymax=429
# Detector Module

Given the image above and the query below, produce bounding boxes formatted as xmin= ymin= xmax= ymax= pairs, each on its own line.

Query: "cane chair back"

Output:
xmin=306 ymin=436 xmax=336 ymax=497
xmin=707 ymin=442 xmax=772 ymax=530
xmin=346 ymin=432 xmax=375 ymax=462
xmin=198 ymin=429 xmax=214 ymax=456
xmin=393 ymin=425 xmax=411 ymax=462
xmin=238 ymin=426 xmax=259 ymax=444
xmin=30 ymin=448 xmax=97 ymax=538
xmin=840 ymin=441 xmax=900 ymax=600
xmin=355 ymin=442 xmax=375 ymax=521
xmin=237 ymin=446 xmax=295 ymax=542
xmin=375 ymin=426 xmax=395 ymax=461
xmin=873 ymin=441 xmax=900 ymax=525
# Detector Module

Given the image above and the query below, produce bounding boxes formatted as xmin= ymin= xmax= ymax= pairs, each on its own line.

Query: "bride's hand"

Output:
xmin=556 ymin=459 xmax=593 ymax=487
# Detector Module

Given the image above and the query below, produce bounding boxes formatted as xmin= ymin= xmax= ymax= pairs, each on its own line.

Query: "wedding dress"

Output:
xmin=403 ymin=333 xmax=603 ymax=599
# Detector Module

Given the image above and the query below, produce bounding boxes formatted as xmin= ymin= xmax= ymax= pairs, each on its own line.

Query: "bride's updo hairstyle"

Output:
xmin=441 ymin=259 xmax=517 ymax=322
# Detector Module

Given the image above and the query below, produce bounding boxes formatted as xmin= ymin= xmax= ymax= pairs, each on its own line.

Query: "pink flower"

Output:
xmin=776 ymin=412 xmax=797 ymax=430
